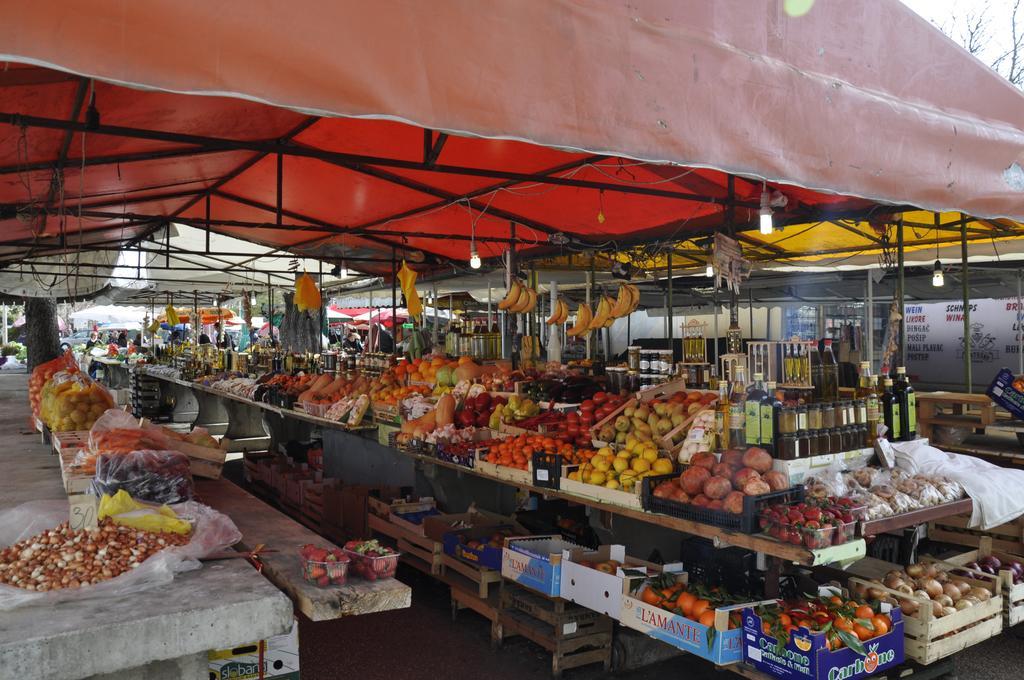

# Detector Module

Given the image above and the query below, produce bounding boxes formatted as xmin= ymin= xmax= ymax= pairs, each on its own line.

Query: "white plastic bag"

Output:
xmin=0 ymin=498 xmax=241 ymax=610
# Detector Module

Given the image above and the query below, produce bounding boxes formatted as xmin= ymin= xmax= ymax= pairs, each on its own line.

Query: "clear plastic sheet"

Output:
xmin=0 ymin=499 xmax=240 ymax=610
xmin=90 ymin=450 xmax=194 ymax=504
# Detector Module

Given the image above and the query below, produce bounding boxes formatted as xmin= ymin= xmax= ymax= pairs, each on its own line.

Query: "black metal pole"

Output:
xmin=667 ymin=250 xmax=674 ymax=345
xmin=276 ymin=152 xmax=283 ymax=226
xmin=205 ymin=194 xmax=211 ymax=253
xmin=897 ymin=217 xmax=905 ymax=370
xmin=391 ymin=248 xmax=398 ymax=357
xmin=961 ymin=214 xmax=971 ymax=392
xmin=319 ymin=259 xmax=324 ymax=354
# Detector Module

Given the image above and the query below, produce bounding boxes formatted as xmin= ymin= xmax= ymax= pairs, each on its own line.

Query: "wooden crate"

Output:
xmin=440 ymin=552 xmax=503 ymax=599
xmin=368 ymin=512 xmax=442 ymax=574
xmin=928 ymin=512 xmax=1024 ymax=555
xmin=493 ymin=580 xmax=612 ymax=677
xmin=849 ymin=570 xmax=1003 ymax=665
xmin=943 ymin=536 xmax=1024 ymax=627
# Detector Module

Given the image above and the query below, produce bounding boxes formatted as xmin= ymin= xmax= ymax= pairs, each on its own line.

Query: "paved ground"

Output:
xmin=1 ymin=370 xmax=1022 ymax=679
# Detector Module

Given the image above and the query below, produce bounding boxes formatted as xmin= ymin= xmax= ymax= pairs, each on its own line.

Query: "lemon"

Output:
xmin=598 ymin=446 xmax=614 ymax=458
xmin=652 ymin=458 xmax=675 ymax=475
xmin=593 ymin=458 xmax=611 ymax=472
xmin=605 ymin=479 xmax=620 ymax=490
xmin=613 ymin=457 xmax=630 ymax=473
xmin=587 ymin=470 xmax=607 ymax=485
xmin=631 ymin=457 xmax=652 ymax=473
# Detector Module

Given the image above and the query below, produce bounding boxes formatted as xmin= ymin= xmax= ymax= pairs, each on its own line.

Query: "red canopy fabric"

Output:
xmin=0 ymin=0 xmax=1021 ymax=279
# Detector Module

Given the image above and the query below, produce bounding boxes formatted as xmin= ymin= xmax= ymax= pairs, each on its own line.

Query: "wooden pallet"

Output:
xmin=928 ymin=512 xmax=1024 ymax=554
xmin=492 ymin=580 xmax=612 ymax=677
xmin=439 ymin=553 xmax=502 ymax=598
xmin=943 ymin=536 xmax=1024 ymax=627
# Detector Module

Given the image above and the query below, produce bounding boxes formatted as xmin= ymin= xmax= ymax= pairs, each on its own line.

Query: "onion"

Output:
xmin=867 ymin=586 xmax=888 ymax=601
xmin=967 ymin=586 xmax=991 ymax=602
xmin=885 ymin=570 xmax=906 ymax=585
xmin=896 ymin=583 xmax=914 ymax=595
xmin=906 ymin=563 xmax=925 ymax=579
xmin=923 ymin=563 xmax=939 ymax=579
xmin=935 ymin=571 xmax=950 ymax=584
xmin=931 ymin=600 xmax=944 ymax=617
xmin=921 ymin=578 xmax=944 ymax=599
xmin=900 ymin=598 xmax=920 ymax=616
xmin=953 ymin=580 xmax=972 ymax=597
xmin=941 ymin=606 xmax=957 ymax=617
xmin=884 ymin=573 xmax=907 ymax=590
xmin=955 ymin=599 xmax=974 ymax=610
xmin=963 ymin=596 xmax=981 ymax=605
xmin=942 ymin=583 xmax=962 ymax=602
xmin=937 ymin=594 xmax=954 ymax=607
xmin=914 ymin=589 xmax=930 ymax=600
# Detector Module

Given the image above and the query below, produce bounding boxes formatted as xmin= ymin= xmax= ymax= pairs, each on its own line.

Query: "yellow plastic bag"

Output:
xmin=294 ymin=272 xmax=322 ymax=312
xmin=97 ymin=490 xmax=192 ymax=535
xmin=165 ymin=304 xmax=180 ymax=326
xmin=397 ymin=260 xmax=422 ymax=321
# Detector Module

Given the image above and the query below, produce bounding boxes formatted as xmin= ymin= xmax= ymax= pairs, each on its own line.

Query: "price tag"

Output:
xmin=562 ymin=622 xmax=578 ymax=635
xmin=536 ymin=469 xmax=549 ymax=481
xmin=686 ymin=427 xmax=705 ymax=442
xmin=875 ymin=438 xmax=896 ymax=469
xmin=69 ymin=494 xmax=98 ymax=531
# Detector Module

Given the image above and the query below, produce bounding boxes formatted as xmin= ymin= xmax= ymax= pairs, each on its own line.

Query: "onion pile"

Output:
xmin=0 ymin=519 xmax=189 ymax=592
xmin=859 ymin=561 xmax=990 ymax=618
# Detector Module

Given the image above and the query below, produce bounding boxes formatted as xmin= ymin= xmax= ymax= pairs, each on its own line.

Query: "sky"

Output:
xmin=900 ymin=0 xmax=1018 ymax=68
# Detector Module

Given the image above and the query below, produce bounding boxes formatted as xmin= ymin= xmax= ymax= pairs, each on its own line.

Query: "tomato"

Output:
xmin=593 ymin=391 xmax=608 ymax=405
xmin=580 ymin=400 xmax=595 ymax=412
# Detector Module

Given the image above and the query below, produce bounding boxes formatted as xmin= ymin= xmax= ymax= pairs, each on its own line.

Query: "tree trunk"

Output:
xmin=279 ymin=292 xmax=319 ymax=353
xmin=25 ymin=297 xmax=60 ymax=371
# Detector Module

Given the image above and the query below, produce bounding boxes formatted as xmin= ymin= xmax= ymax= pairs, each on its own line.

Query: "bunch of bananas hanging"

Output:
xmin=544 ymin=298 xmax=570 ymax=325
xmin=565 ymin=283 xmax=640 ymax=338
xmin=496 ymin=279 xmax=538 ymax=314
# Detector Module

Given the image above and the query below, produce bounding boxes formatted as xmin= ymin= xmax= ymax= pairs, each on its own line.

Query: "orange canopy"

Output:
xmin=0 ymin=0 xmax=1021 ymax=279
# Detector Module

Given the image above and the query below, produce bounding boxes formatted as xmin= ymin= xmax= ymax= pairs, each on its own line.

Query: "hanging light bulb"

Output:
xmin=759 ymin=184 xmax=773 ymax=235
xmin=249 ymin=292 xmax=257 ymax=306
xmin=469 ymin=245 xmax=481 ymax=269
xmin=338 ymin=259 xmax=348 ymax=278
xmin=932 ymin=260 xmax=944 ymax=287
xmin=705 ymin=263 xmax=714 ymax=277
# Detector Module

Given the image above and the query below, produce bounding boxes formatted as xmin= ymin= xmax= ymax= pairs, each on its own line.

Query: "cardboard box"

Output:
xmin=442 ymin=524 xmax=518 ymax=571
xmin=422 ymin=508 xmax=512 ymax=543
xmin=559 ymin=544 xmax=652 ymax=618
xmin=742 ymin=607 xmax=904 ymax=680
xmin=619 ymin=570 xmax=767 ymax=665
xmin=502 ymin=535 xmax=585 ymax=597
xmin=208 ymin=618 xmax=299 ymax=680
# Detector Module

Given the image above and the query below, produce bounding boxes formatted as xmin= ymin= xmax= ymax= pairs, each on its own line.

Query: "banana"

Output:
xmin=567 ymin=303 xmax=593 ymax=336
xmin=524 ymin=288 xmax=538 ymax=313
xmin=509 ymin=285 xmax=532 ymax=313
xmin=609 ymin=285 xmax=630 ymax=318
xmin=625 ymin=284 xmax=640 ymax=314
xmin=589 ymin=295 xmax=612 ymax=329
xmin=555 ymin=298 xmax=569 ymax=324
xmin=497 ymin=280 xmax=522 ymax=311
xmin=544 ymin=298 xmax=562 ymax=325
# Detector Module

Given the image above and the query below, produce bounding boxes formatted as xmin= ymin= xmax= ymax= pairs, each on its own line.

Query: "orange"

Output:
xmin=698 ymin=610 xmax=716 ymax=627
xmin=690 ymin=599 xmax=711 ymax=620
xmin=640 ymin=587 xmax=662 ymax=606
xmin=852 ymin=623 xmax=873 ymax=641
xmin=778 ymin=613 xmax=792 ymax=627
xmin=854 ymin=605 xmax=874 ymax=620
xmin=675 ymin=591 xmax=696 ymax=616
xmin=870 ymin=615 xmax=890 ymax=636
xmin=829 ymin=595 xmax=843 ymax=606
xmin=833 ymin=616 xmax=853 ymax=632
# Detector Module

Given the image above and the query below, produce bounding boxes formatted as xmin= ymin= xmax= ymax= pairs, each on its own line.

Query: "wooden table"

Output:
xmin=197 ymin=478 xmax=411 ymax=620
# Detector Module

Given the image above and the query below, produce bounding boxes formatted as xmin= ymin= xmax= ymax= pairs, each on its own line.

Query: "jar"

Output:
xmin=778 ymin=433 xmax=797 ymax=460
xmin=627 ymin=346 xmax=641 ymax=372
xmin=639 ymin=351 xmax=652 ymax=372
xmin=807 ymin=404 xmax=822 ymax=430
xmin=779 ymin=407 xmax=797 ymax=434
xmin=820 ymin=403 xmax=835 ymax=429
xmin=795 ymin=430 xmax=810 ymax=459
xmin=808 ymin=429 xmax=821 ymax=457
xmin=843 ymin=401 xmax=856 ymax=427
xmin=796 ymin=405 xmax=808 ymax=432
xmin=856 ymin=423 xmax=869 ymax=448
xmin=839 ymin=427 xmax=853 ymax=452
xmin=640 ymin=373 xmax=658 ymax=389
xmin=854 ymin=400 xmax=867 ymax=425
xmin=814 ymin=429 xmax=830 ymax=457
xmin=660 ymin=350 xmax=674 ymax=375
xmin=828 ymin=428 xmax=843 ymax=454
xmin=627 ymin=371 xmax=640 ymax=393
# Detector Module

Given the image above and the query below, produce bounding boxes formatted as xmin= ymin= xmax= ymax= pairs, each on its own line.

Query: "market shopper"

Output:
xmin=116 ymin=330 xmax=128 ymax=348
xmin=343 ymin=330 xmax=364 ymax=353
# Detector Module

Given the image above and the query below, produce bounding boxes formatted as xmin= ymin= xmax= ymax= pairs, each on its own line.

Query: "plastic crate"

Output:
xmin=301 ymin=556 xmax=349 ymax=586
xmin=344 ymin=548 xmax=400 ymax=580
xmin=531 ymin=452 xmax=562 ymax=489
xmin=640 ymin=473 xmax=804 ymax=533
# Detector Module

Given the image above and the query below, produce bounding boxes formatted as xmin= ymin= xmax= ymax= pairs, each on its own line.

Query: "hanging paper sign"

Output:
xmin=712 ymin=233 xmax=751 ymax=293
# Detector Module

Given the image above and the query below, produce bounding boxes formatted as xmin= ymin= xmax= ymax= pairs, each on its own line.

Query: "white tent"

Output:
xmin=69 ymin=305 xmax=147 ymax=324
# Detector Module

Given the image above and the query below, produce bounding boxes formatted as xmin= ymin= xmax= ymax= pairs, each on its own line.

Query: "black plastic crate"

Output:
xmin=640 ymin=473 xmax=804 ymax=533
xmin=530 ymin=452 xmax=562 ymax=489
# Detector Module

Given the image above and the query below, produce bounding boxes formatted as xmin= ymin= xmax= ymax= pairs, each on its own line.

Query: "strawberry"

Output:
xmin=309 ymin=565 xmax=326 ymax=579
xmin=317 ymin=575 xmax=330 ymax=587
